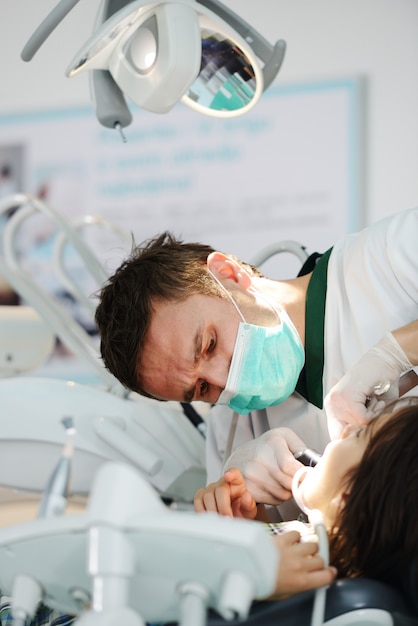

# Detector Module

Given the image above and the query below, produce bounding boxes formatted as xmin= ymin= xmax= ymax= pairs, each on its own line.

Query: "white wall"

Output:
xmin=0 ymin=0 xmax=417 ymax=224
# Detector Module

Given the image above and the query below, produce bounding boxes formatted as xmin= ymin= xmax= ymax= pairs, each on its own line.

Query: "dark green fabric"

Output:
xmin=295 ymin=247 xmax=333 ymax=408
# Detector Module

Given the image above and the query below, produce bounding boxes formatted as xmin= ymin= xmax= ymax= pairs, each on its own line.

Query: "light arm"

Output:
xmin=21 ymin=0 xmax=82 ymax=61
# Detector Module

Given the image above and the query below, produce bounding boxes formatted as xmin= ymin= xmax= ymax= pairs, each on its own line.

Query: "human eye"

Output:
xmin=341 ymin=424 xmax=364 ymax=440
xmin=198 ymin=379 xmax=209 ymax=398
xmin=355 ymin=426 xmax=365 ymax=438
xmin=207 ymin=333 xmax=216 ymax=354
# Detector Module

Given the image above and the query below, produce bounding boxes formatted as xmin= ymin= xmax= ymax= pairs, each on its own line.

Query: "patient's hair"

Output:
xmin=329 ymin=398 xmax=418 ymax=610
xmin=94 ymin=231 xmax=262 ymax=397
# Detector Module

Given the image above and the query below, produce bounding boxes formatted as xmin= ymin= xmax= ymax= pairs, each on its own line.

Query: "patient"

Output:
xmin=194 ymin=398 xmax=418 ymax=612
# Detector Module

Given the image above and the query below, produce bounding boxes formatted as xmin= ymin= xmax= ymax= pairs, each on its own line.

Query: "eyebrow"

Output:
xmin=182 ymin=327 xmax=202 ymax=403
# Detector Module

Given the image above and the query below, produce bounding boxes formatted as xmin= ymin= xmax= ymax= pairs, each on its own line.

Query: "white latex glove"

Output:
xmin=223 ymin=427 xmax=308 ymax=505
xmin=324 ymin=331 xmax=413 ymax=439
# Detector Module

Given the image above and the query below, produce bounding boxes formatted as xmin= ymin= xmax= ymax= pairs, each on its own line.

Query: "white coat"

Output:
xmin=205 ymin=208 xmax=418 ymax=502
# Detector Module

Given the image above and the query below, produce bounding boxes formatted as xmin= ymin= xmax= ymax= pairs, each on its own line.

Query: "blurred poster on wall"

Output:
xmin=0 ymin=77 xmax=364 ymax=283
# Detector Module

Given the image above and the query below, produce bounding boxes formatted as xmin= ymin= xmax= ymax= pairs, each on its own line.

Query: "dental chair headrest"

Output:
xmin=201 ymin=578 xmax=416 ymax=626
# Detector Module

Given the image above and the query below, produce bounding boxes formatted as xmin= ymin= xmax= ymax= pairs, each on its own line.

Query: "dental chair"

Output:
xmin=204 ymin=579 xmax=417 ymax=626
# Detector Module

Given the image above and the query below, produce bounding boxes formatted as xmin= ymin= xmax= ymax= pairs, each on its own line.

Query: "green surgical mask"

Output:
xmin=212 ymin=273 xmax=305 ymax=414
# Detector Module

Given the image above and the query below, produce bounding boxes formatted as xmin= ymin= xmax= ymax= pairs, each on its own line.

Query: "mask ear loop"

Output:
xmin=250 ymin=287 xmax=283 ymax=325
xmin=208 ymin=270 xmax=244 ymax=455
xmin=208 ymin=269 xmax=246 ymax=322
xmin=209 ymin=267 xmax=284 ymax=328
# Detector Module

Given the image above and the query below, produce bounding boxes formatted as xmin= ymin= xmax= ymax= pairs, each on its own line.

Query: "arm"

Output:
xmin=393 ymin=319 xmax=418 ymax=366
xmin=325 ymin=321 xmax=418 ymax=437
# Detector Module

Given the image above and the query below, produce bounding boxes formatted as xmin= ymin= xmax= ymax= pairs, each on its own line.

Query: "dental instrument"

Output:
xmin=400 ymin=368 xmax=418 ymax=394
xmin=365 ymin=368 xmax=418 ymax=411
xmin=21 ymin=0 xmax=286 ymax=133
xmin=38 ymin=416 xmax=76 ymax=519
xmin=294 ymin=448 xmax=322 ymax=467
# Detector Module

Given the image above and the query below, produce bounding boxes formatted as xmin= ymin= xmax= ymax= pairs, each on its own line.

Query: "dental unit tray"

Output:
xmin=0 ymin=463 xmax=278 ymax=626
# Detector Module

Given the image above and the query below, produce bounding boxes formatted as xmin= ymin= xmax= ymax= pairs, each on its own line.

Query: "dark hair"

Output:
xmin=94 ymin=231 xmax=261 ymax=397
xmin=329 ymin=398 xmax=418 ymax=609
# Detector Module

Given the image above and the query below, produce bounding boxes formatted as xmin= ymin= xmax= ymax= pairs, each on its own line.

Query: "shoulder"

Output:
xmin=334 ymin=207 xmax=418 ymax=254
xmin=329 ymin=208 xmax=418 ymax=277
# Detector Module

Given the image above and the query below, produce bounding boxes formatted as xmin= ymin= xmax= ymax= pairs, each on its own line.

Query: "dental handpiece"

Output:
xmin=38 ymin=416 xmax=75 ymax=518
xmin=294 ymin=448 xmax=322 ymax=467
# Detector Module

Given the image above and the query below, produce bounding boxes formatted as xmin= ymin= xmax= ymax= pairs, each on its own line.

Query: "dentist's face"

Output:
xmin=139 ymin=293 xmax=242 ymax=403
xmin=138 ymin=255 xmax=288 ymax=403
xmin=299 ymin=413 xmax=391 ymax=528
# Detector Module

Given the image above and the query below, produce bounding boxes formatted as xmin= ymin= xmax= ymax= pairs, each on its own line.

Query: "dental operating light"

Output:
xmin=21 ymin=0 xmax=286 ymax=135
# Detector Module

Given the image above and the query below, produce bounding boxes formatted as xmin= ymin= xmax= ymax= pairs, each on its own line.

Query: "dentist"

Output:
xmin=95 ymin=207 xmax=418 ymax=512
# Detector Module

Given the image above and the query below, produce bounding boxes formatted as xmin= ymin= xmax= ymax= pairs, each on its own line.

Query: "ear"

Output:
xmin=330 ymin=490 xmax=349 ymax=516
xmin=207 ymin=251 xmax=252 ymax=289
